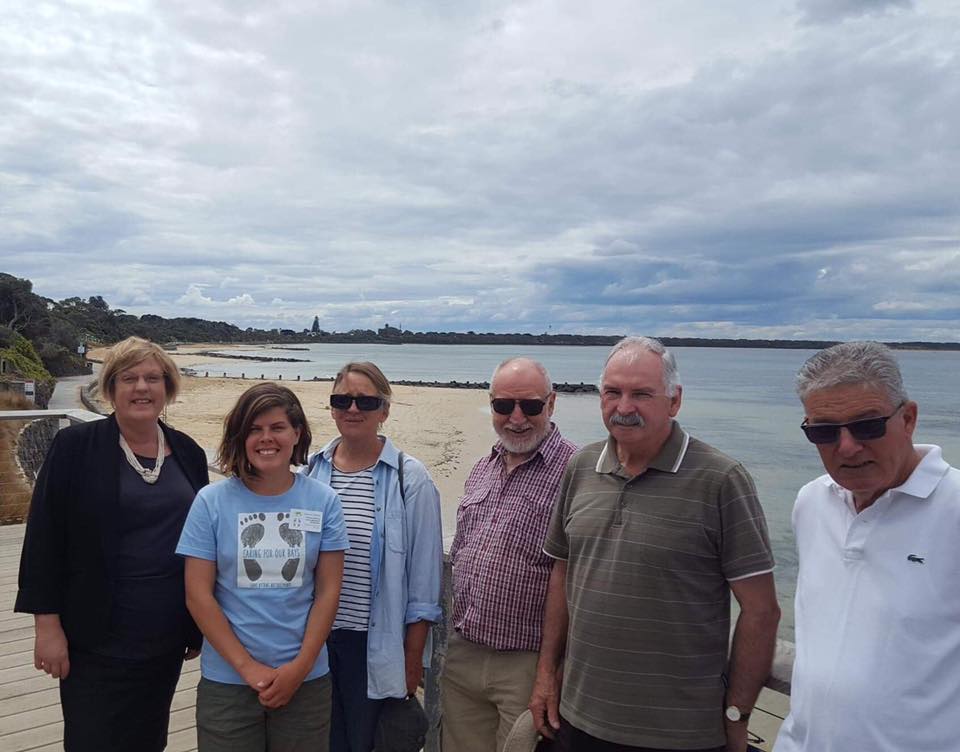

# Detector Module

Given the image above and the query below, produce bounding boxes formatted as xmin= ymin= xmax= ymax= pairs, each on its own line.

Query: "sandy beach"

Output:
xmin=88 ymin=345 xmax=496 ymax=536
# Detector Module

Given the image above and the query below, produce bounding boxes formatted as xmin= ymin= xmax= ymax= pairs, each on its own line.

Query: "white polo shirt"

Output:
xmin=775 ymin=445 xmax=960 ymax=752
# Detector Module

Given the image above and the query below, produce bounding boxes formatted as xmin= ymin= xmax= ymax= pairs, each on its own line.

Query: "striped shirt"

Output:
xmin=330 ymin=467 xmax=375 ymax=630
xmin=544 ymin=422 xmax=775 ymax=749
xmin=450 ymin=424 xmax=578 ymax=651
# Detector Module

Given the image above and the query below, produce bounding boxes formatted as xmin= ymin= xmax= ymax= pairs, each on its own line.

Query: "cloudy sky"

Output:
xmin=2 ymin=0 xmax=959 ymax=340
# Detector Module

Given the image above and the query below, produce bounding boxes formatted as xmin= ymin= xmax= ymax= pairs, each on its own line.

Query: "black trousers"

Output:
xmin=327 ymin=629 xmax=385 ymax=752
xmin=554 ymin=718 xmax=726 ymax=752
xmin=59 ymin=649 xmax=185 ymax=752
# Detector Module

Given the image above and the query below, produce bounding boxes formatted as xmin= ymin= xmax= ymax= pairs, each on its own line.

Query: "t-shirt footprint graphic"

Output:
xmin=277 ymin=512 xmax=303 ymax=582
xmin=240 ymin=513 xmax=267 ymax=581
xmin=238 ymin=512 xmax=305 ymax=586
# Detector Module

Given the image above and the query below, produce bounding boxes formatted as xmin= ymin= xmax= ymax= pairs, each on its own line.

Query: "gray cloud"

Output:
xmin=1 ymin=0 xmax=958 ymax=340
xmin=797 ymin=0 xmax=913 ymax=25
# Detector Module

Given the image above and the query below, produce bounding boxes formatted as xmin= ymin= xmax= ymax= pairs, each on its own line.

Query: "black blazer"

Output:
xmin=15 ymin=414 xmax=210 ymax=651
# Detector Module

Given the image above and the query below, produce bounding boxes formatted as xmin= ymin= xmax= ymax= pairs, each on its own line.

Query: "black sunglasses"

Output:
xmin=801 ymin=402 xmax=905 ymax=445
xmin=330 ymin=394 xmax=385 ymax=411
xmin=490 ymin=398 xmax=548 ymax=416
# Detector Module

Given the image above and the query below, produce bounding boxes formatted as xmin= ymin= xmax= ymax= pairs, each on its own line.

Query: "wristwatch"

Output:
xmin=724 ymin=705 xmax=751 ymax=723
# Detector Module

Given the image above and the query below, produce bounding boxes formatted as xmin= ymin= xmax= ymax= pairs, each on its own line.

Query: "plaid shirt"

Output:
xmin=450 ymin=424 xmax=578 ymax=651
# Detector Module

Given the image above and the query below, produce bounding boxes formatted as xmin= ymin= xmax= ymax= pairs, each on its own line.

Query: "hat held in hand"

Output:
xmin=503 ymin=709 xmax=550 ymax=752
xmin=375 ymin=695 xmax=428 ymax=752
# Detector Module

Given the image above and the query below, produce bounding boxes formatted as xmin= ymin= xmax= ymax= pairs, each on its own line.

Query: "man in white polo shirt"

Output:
xmin=775 ymin=341 xmax=960 ymax=752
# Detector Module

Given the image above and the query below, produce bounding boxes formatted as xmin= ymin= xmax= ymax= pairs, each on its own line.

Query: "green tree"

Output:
xmin=0 ymin=273 xmax=50 ymax=338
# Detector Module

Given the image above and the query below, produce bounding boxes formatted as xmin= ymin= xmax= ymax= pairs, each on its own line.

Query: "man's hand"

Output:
xmin=724 ymin=717 xmax=749 ymax=752
xmin=529 ymin=559 xmax=568 ymax=740
xmin=258 ymin=661 xmax=308 ymax=709
xmin=528 ymin=668 xmax=562 ymax=739
xmin=34 ymin=615 xmax=70 ymax=680
xmin=184 ymin=647 xmax=201 ymax=661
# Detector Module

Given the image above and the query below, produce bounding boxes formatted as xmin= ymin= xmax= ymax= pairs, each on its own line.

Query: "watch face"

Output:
xmin=725 ymin=706 xmax=741 ymax=722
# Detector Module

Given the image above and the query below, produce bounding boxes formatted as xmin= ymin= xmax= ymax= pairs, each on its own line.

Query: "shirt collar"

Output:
xmin=596 ymin=420 xmax=689 ymax=476
xmin=822 ymin=444 xmax=950 ymax=502
xmin=319 ymin=434 xmax=401 ymax=469
xmin=490 ymin=422 xmax=564 ymax=466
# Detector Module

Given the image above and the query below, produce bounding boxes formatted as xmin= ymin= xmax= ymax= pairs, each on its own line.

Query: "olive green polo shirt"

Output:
xmin=544 ymin=421 xmax=774 ymax=749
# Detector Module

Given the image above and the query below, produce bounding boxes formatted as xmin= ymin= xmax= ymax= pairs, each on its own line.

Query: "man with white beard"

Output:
xmin=443 ymin=357 xmax=578 ymax=752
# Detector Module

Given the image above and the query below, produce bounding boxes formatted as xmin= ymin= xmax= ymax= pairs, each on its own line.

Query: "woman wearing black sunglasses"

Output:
xmin=304 ymin=362 xmax=443 ymax=752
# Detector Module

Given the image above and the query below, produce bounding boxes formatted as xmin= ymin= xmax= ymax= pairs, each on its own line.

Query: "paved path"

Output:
xmin=47 ymin=370 xmax=97 ymax=411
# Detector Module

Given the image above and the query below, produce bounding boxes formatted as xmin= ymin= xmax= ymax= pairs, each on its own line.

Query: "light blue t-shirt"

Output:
xmin=176 ymin=473 xmax=349 ymax=684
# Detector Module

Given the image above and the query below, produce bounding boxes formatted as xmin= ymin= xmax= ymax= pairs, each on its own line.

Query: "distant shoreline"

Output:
xmin=167 ymin=335 xmax=960 ymax=351
xmin=181 ymin=369 xmax=600 ymax=393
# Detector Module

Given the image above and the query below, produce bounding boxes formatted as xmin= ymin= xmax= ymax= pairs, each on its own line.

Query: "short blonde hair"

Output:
xmin=99 ymin=337 xmax=181 ymax=404
xmin=333 ymin=361 xmax=393 ymax=404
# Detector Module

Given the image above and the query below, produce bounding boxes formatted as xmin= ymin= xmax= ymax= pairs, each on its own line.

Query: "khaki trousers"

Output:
xmin=441 ymin=631 xmax=539 ymax=752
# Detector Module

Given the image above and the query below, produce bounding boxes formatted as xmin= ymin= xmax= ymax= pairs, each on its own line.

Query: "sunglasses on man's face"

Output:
xmin=330 ymin=394 xmax=384 ymax=411
xmin=490 ymin=398 xmax=548 ymax=416
xmin=800 ymin=402 xmax=905 ymax=445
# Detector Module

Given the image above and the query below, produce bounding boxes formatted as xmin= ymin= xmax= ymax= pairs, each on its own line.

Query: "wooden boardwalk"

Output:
xmin=0 ymin=522 xmax=788 ymax=751
xmin=0 ymin=524 xmax=202 ymax=751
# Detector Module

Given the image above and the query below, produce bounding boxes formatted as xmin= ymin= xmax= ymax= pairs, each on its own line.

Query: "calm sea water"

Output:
xmin=192 ymin=344 xmax=960 ymax=639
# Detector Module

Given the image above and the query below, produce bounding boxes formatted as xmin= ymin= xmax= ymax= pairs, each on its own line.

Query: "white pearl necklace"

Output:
xmin=118 ymin=423 xmax=165 ymax=484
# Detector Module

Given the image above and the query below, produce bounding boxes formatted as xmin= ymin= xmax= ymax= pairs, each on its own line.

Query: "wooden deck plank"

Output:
xmin=0 ymin=614 xmax=31 ymax=630
xmin=0 ymin=686 xmax=61 ymax=719
xmin=0 ymin=706 xmax=64 ymax=750
xmin=0 ymin=648 xmax=35 ymax=670
xmin=0 ymin=512 xmax=202 ymax=750
xmin=0 ymin=626 xmax=36 ymax=645
xmin=0 ymin=662 xmax=46 ymax=685
xmin=0 ymin=637 xmax=36 ymax=659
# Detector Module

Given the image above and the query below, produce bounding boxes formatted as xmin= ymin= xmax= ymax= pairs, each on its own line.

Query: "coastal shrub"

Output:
xmin=0 ymin=330 xmax=55 ymax=408
xmin=0 ymin=391 xmax=34 ymax=524
xmin=37 ymin=340 xmax=89 ymax=377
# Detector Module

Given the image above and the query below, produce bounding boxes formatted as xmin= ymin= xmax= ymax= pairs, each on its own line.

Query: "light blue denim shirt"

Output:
xmin=305 ymin=435 xmax=443 ymax=699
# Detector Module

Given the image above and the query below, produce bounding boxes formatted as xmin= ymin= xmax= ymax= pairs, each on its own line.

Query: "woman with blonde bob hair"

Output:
xmin=98 ymin=337 xmax=182 ymax=405
xmin=16 ymin=336 xmax=210 ymax=751
xmin=305 ymin=362 xmax=443 ymax=752
xmin=178 ymin=382 xmax=349 ymax=752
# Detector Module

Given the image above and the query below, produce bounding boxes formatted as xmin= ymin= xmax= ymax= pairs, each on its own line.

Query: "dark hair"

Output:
xmin=217 ymin=383 xmax=312 ymax=483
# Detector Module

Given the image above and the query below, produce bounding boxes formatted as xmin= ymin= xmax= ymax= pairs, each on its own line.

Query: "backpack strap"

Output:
xmin=397 ymin=451 xmax=406 ymax=505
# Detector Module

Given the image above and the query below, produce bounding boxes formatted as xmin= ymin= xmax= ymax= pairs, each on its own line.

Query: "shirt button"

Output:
xmin=376 ymin=506 xmax=382 ymax=511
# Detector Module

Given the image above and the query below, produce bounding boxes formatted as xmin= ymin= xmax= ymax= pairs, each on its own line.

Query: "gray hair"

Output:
xmin=796 ymin=341 xmax=908 ymax=404
xmin=601 ymin=336 xmax=681 ymax=397
xmin=490 ymin=357 xmax=553 ymax=396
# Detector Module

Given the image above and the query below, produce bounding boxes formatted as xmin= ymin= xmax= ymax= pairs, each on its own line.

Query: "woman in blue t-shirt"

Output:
xmin=178 ymin=383 xmax=349 ymax=752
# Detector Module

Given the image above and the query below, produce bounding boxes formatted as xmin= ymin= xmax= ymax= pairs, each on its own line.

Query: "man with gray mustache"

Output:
xmin=529 ymin=336 xmax=780 ymax=752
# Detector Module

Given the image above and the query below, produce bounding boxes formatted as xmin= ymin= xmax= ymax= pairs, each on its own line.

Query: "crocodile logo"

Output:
xmin=907 ymin=554 xmax=925 ymax=564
